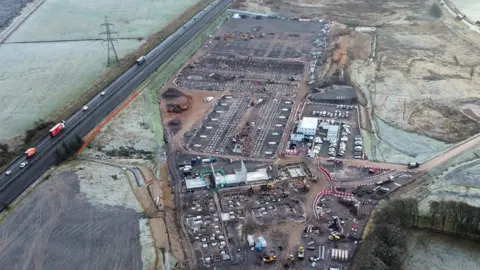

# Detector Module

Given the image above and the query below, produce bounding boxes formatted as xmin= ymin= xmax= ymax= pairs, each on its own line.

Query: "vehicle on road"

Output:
xmin=24 ymin=148 xmax=36 ymax=158
xmin=20 ymin=161 xmax=28 ymax=168
xmin=101 ymin=91 xmax=106 ymax=96
xmin=49 ymin=120 xmax=66 ymax=137
xmin=408 ymin=162 xmax=420 ymax=169
xmin=136 ymin=55 xmax=146 ymax=65
xmin=5 ymin=170 xmax=11 ymax=175
xmin=82 ymin=106 xmax=89 ymax=111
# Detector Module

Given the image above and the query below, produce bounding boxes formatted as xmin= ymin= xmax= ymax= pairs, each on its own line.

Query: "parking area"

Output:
xmin=187 ymin=95 xmax=251 ymax=154
xmin=187 ymin=96 xmax=293 ymax=158
xmin=233 ymin=98 xmax=293 ymax=158
xmin=288 ymin=103 xmax=363 ymax=160
xmin=176 ymin=53 xmax=303 ymax=96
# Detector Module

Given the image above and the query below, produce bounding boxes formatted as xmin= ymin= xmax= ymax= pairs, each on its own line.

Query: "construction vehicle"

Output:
xmin=263 ymin=255 xmax=277 ymax=263
xmin=408 ymin=162 xmax=420 ymax=169
xmin=260 ymin=183 xmax=274 ymax=191
xmin=25 ymin=148 xmax=37 ymax=158
xmin=284 ymin=254 xmax=294 ymax=268
xmin=297 ymin=247 xmax=305 ymax=260
xmin=166 ymin=94 xmax=192 ymax=113
xmin=49 ymin=120 xmax=66 ymax=137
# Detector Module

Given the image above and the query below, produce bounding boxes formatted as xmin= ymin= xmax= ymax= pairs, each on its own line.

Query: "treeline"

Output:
xmin=55 ymin=135 xmax=84 ymax=163
xmin=353 ymin=199 xmax=418 ymax=270
xmin=353 ymin=198 xmax=480 ymax=270
xmin=424 ymin=200 xmax=480 ymax=237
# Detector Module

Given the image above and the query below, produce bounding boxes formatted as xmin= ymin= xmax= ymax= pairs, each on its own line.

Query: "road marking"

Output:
xmin=394 ymin=182 xmax=401 ymax=187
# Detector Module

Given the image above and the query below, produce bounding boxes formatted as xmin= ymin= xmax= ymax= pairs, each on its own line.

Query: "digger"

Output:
xmin=263 ymin=255 xmax=277 ymax=263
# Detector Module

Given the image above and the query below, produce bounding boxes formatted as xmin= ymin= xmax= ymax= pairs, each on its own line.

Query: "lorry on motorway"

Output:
xmin=408 ymin=162 xmax=420 ymax=169
xmin=49 ymin=120 xmax=66 ymax=137
xmin=136 ymin=56 xmax=146 ymax=65
xmin=25 ymin=148 xmax=36 ymax=158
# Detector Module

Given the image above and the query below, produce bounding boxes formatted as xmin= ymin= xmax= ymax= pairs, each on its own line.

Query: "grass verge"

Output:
xmin=21 ymin=0 xmax=214 ymax=149
xmin=144 ymin=10 xmax=228 ymax=144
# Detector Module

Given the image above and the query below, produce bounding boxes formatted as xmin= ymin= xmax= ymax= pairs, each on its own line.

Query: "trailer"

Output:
xmin=345 ymin=250 xmax=349 ymax=261
xmin=49 ymin=120 xmax=66 ymax=137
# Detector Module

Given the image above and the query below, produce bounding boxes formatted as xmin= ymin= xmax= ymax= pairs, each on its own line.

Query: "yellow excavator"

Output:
xmin=263 ymin=255 xmax=277 ymax=263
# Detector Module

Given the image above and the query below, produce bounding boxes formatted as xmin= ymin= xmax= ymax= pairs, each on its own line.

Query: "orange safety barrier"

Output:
xmin=77 ymin=91 xmax=141 ymax=154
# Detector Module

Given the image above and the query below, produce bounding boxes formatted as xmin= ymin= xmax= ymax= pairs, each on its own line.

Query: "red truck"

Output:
xmin=49 ymin=121 xmax=65 ymax=137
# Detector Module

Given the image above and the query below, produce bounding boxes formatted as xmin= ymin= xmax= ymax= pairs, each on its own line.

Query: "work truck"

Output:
xmin=49 ymin=120 xmax=66 ymax=137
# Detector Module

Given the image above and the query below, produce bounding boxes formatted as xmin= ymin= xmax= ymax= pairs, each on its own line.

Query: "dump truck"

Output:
xmin=408 ymin=162 xmax=420 ymax=169
xmin=263 ymin=256 xmax=277 ymax=263
xmin=298 ymin=247 xmax=305 ymax=260
xmin=25 ymin=148 xmax=37 ymax=158
xmin=49 ymin=120 xmax=66 ymax=137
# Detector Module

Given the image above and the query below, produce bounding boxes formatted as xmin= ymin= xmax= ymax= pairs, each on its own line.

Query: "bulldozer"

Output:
xmin=263 ymin=255 xmax=277 ymax=263
xmin=260 ymin=183 xmax=274 ymax=191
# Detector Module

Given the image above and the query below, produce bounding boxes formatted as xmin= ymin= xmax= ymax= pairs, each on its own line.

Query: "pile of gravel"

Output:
xmin=161 ymin=88 xmax=184 ymax=99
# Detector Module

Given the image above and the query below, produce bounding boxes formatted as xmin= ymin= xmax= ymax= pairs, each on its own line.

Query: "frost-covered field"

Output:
xmin=404 ymin=230 xmax=480 ymax=270
xmin=6 ymin=0 xmax=201 ymax=42
xmin=451 ymin=0 xmax=480 ymax=22
xmin=402 ymin=148 xmax=480 ymax=211
xmin=0 ymin=0 xmax=202 ymax=140
xmin=0 ymin=40 xmax=140 ymax=139
xmin=363 ymin=117 xmax=451 ymax=164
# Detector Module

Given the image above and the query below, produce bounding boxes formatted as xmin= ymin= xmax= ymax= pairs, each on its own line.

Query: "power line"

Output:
xmin=99 ymin=15 xmax=120 ymax=67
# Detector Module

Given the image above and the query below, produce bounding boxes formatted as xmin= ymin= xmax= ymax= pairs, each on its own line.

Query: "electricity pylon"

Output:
xmin=99 ymin=16 xmax=120 ymax=67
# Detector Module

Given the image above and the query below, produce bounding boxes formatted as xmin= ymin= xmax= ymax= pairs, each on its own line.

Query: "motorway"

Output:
xmin=0 ymin=0 xmax=232 ymax=211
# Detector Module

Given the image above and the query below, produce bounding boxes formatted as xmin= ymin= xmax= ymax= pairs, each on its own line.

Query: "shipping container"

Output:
xmin=247 ymin=235 xmax=255 ymax=246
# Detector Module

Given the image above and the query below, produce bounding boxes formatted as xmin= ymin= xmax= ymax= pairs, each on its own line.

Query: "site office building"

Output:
xmin=297 ymin=117 xmax=318 ymax=136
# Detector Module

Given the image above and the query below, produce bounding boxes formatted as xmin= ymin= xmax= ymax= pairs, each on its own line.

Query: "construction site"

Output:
xmin=156 ymin=2 xmax=480 ymax=269
xmin=158 ymin=11 xmax=408 ymax=269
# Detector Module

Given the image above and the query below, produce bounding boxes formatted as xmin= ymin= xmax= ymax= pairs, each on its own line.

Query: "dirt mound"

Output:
xmin=161 ymin=88 xmax=185 ymax=99
xmin=167 ymin=119 xmax=182 ymax=134
xmin=168 ymin=119 xmax=182 ymax=127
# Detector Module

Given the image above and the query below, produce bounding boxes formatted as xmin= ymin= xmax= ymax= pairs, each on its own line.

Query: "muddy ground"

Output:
xmin=0 ymin=161 xmax=147 ymax=269
xmin=235 ymin=0 xmax=480 ymax=162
